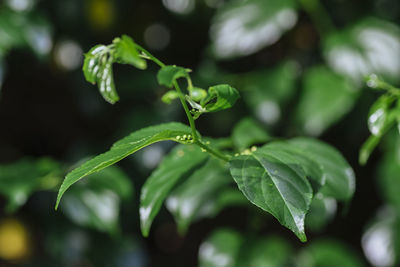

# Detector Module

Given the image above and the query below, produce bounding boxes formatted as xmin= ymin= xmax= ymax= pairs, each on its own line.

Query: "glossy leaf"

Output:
xmin=294 ymin=66 xmax=357 ymax=136
xmin=166 ymin=159 xmax=232 ymax=233
xmin=113 ymin=35 xmax=146 ymax=69
xmin=229 ymin=145 xmax=313 ymax=242
xmin=210 ymin=0 xmax=298 ymax=59
xmin=199 ymin=229 xmax=243 ymax=267
xmin=157 ymin=65 xmax=190 ymax=88
xmin=232 ymin=117 xmax=270 ymax=150
xmin=201 ymin=84 xmax=240 ymax=113
xmin=56 ymin=122 xmax=194 ymax=210
xmin=289 ymin=138 xmax=355 ymax=201
xmin=140 ymin=145 xmax=208 ymax=237
xmin=0 ymin=158 xmax=61 ymax=213
xmin=323 ymin=18 xmax=400 ymax=84
xmin=265 ymin=141 xmax=325 ymax=193
xmin=61 ymin=166 xmax=132 ymax=234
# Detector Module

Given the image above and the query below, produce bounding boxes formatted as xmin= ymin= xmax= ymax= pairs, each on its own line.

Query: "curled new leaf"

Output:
xmin=82 ymin=35 xmax=147 ymax=104
xmin=201 ymin=84 xmax=240 ymax=113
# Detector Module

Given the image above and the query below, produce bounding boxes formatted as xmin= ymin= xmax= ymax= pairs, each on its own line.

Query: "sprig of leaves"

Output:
xmin=359 ymin=74 xmax=400 ymax=165
xmin=57 ymin=35 xmax=355 ymax=242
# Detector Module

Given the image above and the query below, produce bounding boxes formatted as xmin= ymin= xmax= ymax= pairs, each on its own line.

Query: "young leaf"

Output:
xmin=82 ymin=35 xmax=147 ymax=104
xmin=140 ymin=145 xmax=208 ymax=237
xmin=232 ymin=117 xmax=270 ymax=150
xmin=201 ymin=84 xmax=240 ymax=113
xmin=82 ymin=45 xmax=119 ymax=104
xmin=55 ymin=122 xmax=194 ymax=210
xmin=199 ymin=229 xmax=243 ymax=267
xmin=113 ymin=35 xmax=146 ymax=69
xmin=82 ymin=45 xmax=107 ymax=84
xmin=157 ymin=65 xmax=190 ymax=88
xmin=229 ymin=145 xmax=313 ymax=242
xmin=289 ymin=138 xmax=355 ymax=202
xmin=166 ymin=159 xmax=232 ymax=233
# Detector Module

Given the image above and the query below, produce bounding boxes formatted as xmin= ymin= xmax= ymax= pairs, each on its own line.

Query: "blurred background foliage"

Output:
xmin=0 ymin=0 xmax=400 ymax=266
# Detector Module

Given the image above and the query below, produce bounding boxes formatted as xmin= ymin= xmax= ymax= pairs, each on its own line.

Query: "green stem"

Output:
xmin=173 ymin=81 xmax=198 ymax=141
xmin=135 ymin=42 xmax=230 ymax=162
xmin=134 ymin=43 xmax=165 ymax=68
xmin=298 ymin=0 xmax=336 ymax=35
xmin=196 ymin=140 xmax=231 ymax=162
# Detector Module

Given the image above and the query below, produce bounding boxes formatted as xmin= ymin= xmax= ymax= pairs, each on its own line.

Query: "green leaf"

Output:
xmin=265 ymin=141 xmax=325 ymax=194
xmin=289 ymin=138 xmax=355 ymax=201
xmin=0 ymin=158 xmax=61 ymax=213
xmin=294 ymin=66 xmax=357 ymax=136
xmin=113 ymin=35 xmax=147 ymax=69
xmin=157 ymin=65 xmax=190 ymax=88
xmin=229 ymin=145 xmax=313 ymax=242
xmin=61 ymin=166 xmax=133 ymax=234
xmin=305 ymin=193 xmax=337 ymax=232
xmin=56 ymin=122 xmax=194 ymax=210
xmin=298 ymin=240 xmax=364 ymax=267
xmin=166 ymin=159 xmax=232 ymax=233
xmin=232 ymin=117 xmax=270 ymax=150
xmin=323 ymin=17 xmax=400 ymax=84
xmin=140 ymin=144 xmax=208 ymax=237
xmin=368 ymin=94 xmax=396 ymax=136
xmin=201 ymin=84 xmax=240 ymax=113
xmin=199 ymin=229 xmax=243 ymax=267
xmin=210 ymin=0 xmax=298 ymax=59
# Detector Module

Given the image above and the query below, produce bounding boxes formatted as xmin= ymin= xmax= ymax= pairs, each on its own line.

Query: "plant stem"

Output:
xmin=196 ymin=140 xmax=231 ymax=162
xmin=135 ymin=42 xmax=231 ymax=162
xmin=298 ymin=0 xmax=336 ymax=35
xmin=134 ymin=43 xmax=165 ymax=68
xmin=173 ymin=81 xmax=199 ymax=140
